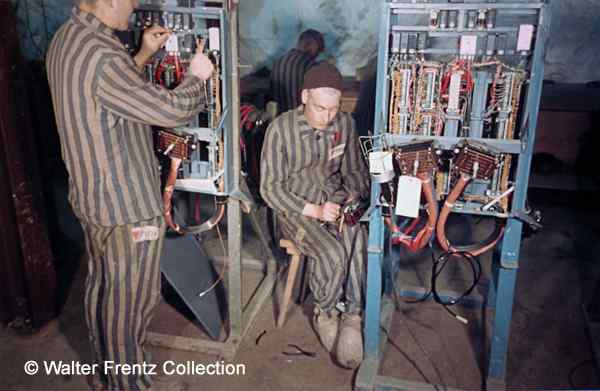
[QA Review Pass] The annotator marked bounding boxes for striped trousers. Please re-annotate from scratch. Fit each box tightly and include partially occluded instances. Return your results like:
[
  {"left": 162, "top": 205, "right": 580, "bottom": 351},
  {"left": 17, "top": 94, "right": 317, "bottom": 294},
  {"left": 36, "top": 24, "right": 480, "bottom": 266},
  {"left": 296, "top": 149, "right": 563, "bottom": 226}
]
[
  {"left": 82, "top": 216, "right": 165, "bottom": 391},
  {"left": 279, "top": 214, "right": 367, "bottom": 314}
]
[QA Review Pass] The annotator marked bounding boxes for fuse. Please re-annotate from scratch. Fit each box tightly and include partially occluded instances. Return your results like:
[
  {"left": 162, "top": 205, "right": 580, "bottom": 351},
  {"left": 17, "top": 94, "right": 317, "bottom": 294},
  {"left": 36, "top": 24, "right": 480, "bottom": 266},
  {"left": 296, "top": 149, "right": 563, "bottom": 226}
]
[
  {"left": 439, "top": 10, "right": 448, "bottom": 29},
  {"left": 151, "top": 11, "right": 160, "bottom": 26},
  {"left": 183, "top": 34, "right": 195, "bottom": 53},
  {"left": 143, "top": 11, "right": 152, "bottom": 27},
  {"left": 487, "top": 9, "right": 496, "bottom": 29},
  {"left": 167, "top": 12, "right": 175, "bottom": 29},
  {"left": 135, "top": 11, "right": 143, "bottom": 28},
  {"left": 429, "top": 10, "right": 439, "bottom": 28},
  {"left": 467, "top": 11, "right": 477, "bottom": 29},
  {"left": 417, "top": 33, "right": 428, "bottom": 52},
  {"left": 183, "top": 14, "right": 190, "bottom": 31},
  {"left": 391, "top": 32, "right": 401, "bottom": 54},
  {"left": 174, "top": 13, "right": 183, "bottom": 31},
  {"left": 477, "top": 10, "right": 487, "bottom": 30},
  {"left": 448, "top": 11, "right": 458, "bottom": 29}
]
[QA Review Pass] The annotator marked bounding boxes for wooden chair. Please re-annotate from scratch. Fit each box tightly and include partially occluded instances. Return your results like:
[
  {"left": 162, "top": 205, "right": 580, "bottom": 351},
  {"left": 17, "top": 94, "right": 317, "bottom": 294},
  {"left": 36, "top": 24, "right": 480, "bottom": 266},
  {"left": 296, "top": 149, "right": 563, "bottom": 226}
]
[{"left": 277, "top": 239, "right": 310, "bottom": 328}]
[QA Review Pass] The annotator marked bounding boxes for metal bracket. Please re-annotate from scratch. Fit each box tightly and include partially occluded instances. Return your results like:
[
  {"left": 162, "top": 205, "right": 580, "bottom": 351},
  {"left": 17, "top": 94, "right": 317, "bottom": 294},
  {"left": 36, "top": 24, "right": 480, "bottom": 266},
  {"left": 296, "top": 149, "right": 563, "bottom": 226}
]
[
  {"left": 511, "top": 208, "right": 542, "bottom": 231},
  {"left": 228, "top": 187, "right": 254, "bottom": 213}
]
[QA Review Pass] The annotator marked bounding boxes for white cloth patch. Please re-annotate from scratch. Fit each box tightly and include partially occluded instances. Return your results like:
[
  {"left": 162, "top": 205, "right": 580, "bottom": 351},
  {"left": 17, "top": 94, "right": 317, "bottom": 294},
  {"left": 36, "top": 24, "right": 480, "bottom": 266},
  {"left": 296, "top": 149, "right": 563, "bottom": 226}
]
[
  {"left": 328, "top": 143, "right": 346, "bottom": 161},
  {"left": 131, "top": 226, "right": 160, "bottom": 243},
  {"left": 165, "top": 34, "right": 179, "bottom": 52},
  {"left": 395, "top": 176, "right": 422, "bottom": 218}
]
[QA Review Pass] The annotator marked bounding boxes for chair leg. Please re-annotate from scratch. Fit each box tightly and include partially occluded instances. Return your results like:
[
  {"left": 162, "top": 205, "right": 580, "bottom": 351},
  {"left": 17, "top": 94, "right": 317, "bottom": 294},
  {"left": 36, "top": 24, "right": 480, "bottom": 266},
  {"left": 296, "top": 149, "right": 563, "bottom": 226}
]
[
  {"left": 299, "top": 257, "right": 310, "bottom": 304},
  {"left": 277, "top": 253, "right": 302, "bottom": 328}
]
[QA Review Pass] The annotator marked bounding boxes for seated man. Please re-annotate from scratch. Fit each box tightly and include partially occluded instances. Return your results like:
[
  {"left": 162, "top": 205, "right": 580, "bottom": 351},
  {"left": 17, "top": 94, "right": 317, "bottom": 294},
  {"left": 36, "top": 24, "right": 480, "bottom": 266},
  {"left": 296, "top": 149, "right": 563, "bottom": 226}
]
[
  {"left": 270, "top": 29, "right": 325, "bottom": 114},
  {"left": 260, "top": 62, "right": 370, "bottom": 368}
]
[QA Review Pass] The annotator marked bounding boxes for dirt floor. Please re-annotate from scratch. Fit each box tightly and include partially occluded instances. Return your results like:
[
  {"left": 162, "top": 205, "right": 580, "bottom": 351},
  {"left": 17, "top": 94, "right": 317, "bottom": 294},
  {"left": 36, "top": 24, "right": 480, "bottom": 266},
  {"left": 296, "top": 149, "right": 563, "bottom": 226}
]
[{"left": 1, "top": 189, "right": 599, "bottom": 391}]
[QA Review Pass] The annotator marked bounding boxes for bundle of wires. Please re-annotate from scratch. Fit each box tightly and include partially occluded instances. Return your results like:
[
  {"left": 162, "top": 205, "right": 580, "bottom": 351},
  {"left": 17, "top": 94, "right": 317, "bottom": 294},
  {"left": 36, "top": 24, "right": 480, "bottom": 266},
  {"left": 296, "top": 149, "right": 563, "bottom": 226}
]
[{"left": 404, "top": 249, "right": 482, "bottom": 324}]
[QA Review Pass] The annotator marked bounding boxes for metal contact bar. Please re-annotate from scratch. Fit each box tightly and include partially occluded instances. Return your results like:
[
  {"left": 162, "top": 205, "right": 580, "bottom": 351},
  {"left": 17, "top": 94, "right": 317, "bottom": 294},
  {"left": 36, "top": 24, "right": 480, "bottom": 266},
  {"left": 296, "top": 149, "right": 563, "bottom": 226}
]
[
  {"left": 385, "top": 135, "right": 522, "bottom": 154},
  {"left": 391, "top": 3, "right": 543, "bottom": 11},
  {"left": 391, "top": 26, "right": 519, "bottom": 33},
  {"left": 393, "top": 9, "right": 539, "bottom": 16},
  {"left": 136, "top": 4, "right": 222, "bottom": 16}
]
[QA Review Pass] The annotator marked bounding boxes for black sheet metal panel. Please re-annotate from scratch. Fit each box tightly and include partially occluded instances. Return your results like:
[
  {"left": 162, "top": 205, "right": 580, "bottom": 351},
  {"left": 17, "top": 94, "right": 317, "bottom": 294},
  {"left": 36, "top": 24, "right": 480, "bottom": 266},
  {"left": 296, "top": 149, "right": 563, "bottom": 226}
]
[
  {"left": 160, "top": 233, "right": 224, "bottom": 340},
  {"left": 0, "top": 3, "right": 56, "bottom": 328}
]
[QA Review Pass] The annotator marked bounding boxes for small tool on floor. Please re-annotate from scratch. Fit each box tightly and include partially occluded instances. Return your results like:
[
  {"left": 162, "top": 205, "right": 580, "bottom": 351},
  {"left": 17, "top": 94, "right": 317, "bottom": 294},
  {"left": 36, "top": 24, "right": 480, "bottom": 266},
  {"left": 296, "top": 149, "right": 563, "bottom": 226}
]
[{"left": 282, "top": 344, "right": 317, "bottom": 357}]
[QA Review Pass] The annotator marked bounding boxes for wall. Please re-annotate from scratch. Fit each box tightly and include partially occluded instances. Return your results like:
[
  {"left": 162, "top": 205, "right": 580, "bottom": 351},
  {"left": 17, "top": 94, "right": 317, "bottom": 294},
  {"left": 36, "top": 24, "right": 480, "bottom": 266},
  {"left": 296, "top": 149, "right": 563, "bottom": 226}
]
[{"left": 12, "top": 0, "right": 600, "bottom": 82}]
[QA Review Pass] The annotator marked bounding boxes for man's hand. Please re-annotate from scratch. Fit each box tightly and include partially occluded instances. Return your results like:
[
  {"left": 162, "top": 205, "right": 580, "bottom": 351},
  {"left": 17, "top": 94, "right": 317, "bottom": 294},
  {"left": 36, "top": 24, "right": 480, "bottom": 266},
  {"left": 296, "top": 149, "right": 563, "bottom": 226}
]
[
  {"left": 134, "top": 26, "right": 171, "bottom": 69},
  {"left": 320, "top": 202, "right": 341, "bottom": 222},
  {"left": 188, "top": 39, "right": 214, "bottom": 81},
  {"left": 303, "top": 202, "right": 341, "bottom": 222}
]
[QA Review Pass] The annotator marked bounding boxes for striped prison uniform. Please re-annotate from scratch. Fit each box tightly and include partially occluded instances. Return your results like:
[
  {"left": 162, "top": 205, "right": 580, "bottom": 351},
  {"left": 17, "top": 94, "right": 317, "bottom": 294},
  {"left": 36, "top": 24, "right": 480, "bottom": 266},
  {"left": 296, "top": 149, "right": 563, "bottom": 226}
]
[
  {"left": 46, "top": 7, "right": 206, "bottom": 391},
  {"left": 260, "top": 106, "right": 370, "bottom": 314},
  {"left": 270, "top": 49, "right": 315, "bottom": 114}
]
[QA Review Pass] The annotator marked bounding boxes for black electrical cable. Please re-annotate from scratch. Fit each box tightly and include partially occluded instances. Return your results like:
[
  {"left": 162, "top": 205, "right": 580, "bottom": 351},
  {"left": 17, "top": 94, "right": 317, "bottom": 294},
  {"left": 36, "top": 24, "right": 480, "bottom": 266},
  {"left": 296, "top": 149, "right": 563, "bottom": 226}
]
[
  {"left": 568, "top": 359, "right": 595, "bottom": 389},
  {"left": 404, "top": 249, "right": 482, "bottom": 324}
]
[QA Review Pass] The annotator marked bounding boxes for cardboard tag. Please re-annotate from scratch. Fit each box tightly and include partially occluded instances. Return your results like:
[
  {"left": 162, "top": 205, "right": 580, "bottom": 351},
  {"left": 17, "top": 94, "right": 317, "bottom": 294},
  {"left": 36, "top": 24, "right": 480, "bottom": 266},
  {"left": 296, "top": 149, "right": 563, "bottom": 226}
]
[
  {"left": 131, "top": 226, "right": 160, "bottom": 243},
  {"left": 329, "top": 143, "right": 346, "bottom": 160},
  {"left": 165, "top": 34, "right": 179, "bottom": 53},
  {"left": 368, "top": 151, "right": 394, "bottom": 174},
  {"left": 395, "top": 176, "right": 421, "bottom": 218}
]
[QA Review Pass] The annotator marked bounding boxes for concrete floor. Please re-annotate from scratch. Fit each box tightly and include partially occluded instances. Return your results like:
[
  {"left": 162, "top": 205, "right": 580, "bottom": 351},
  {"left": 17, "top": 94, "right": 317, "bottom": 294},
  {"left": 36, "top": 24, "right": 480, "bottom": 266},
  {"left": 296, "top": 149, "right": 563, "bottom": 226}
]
[{"left": 1, "top": 189, "right": 599, "bottom": 391}]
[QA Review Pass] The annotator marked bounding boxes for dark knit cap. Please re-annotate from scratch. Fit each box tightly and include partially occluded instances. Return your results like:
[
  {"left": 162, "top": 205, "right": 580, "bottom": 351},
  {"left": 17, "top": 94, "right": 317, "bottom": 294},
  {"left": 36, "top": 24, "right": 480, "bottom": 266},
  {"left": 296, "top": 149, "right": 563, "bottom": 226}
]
[{"left": 302, "top": 62, "right": 344, "bottom": 92}]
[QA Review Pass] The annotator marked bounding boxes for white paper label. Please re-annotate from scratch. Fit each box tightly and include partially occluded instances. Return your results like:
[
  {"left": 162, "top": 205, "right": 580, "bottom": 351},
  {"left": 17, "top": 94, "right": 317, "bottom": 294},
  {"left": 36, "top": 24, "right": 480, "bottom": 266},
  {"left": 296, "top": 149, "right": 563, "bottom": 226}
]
[
  {"left": 448, "top": 71, "right": 463, "bottom": 112},
  {"left": 460, "top": 35, "right": 477, "bottom": 56},
  {"left": 517, "top": 24, "right": 534, "bottom": 52},
  {"left": 131, "top": 226, "right": 160, "bottom": 243},
  {"left": 208, "top": 27, "right": 220, "bottom": 51},
  {"left": 368, "top": 151, "right": 394, "bottom": 174},
  {"left": 165, "top": 34, "right": 179, "bottom": 53},
  {"left": 395, "top": 176, "right": 422, "bottom": 218}
]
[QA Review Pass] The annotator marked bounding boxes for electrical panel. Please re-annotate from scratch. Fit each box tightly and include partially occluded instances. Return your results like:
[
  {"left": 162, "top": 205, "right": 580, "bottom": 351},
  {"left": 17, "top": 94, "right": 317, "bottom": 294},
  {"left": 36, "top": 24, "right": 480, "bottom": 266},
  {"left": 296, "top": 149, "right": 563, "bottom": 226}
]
[
  {"left": 364, "top": 0, "right": 548, "bottom": 254},
  {"left": 118, "top": 0, "right": 233, "bottom": 197}
]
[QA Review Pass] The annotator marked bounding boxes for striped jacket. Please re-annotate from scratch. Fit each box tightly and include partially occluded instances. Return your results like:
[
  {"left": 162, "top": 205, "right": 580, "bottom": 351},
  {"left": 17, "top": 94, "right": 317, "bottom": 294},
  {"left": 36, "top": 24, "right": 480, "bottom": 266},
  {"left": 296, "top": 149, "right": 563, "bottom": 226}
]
[
  {"left": 46, "top": 7, "right": 205, "bottom": 226},
  {"left": 260, "top": 106, "right": 369, "bottom": 216},
  {"left": 270, "top": 49, "right": 314, "bottom": 114}
]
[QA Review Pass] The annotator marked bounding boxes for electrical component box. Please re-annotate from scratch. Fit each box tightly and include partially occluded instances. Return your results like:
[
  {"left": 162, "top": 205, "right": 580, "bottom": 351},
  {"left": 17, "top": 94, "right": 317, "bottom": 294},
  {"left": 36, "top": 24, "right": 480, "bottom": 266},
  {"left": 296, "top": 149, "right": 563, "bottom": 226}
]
[
  {"left": 117, "top": 0, "right": 234, "bottom": 196},
  {"left": 376, "top": 0, "right": 548, "bottom": 215}
]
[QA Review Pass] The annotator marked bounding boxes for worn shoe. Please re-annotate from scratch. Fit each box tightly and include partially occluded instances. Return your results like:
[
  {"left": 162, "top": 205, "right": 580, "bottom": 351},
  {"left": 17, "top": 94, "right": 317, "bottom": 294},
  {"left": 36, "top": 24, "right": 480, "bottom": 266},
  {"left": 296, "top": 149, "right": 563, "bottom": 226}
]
[
  {"left": 152, "top": 378, "right": 188, "bottom": 391},
  {"left": 336, "top": 313, "right": 363, "bottom": 369},
  {"left": 312, "top": 306, "right": 340, "bottom": 352}
]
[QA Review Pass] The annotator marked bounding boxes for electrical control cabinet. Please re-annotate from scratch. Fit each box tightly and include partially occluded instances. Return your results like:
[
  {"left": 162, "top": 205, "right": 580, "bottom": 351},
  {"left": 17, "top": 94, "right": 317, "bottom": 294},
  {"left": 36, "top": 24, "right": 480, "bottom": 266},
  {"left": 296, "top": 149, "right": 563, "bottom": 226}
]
[
  {"left": 118, "top": 0, "right": 233, "bottom": 196},
  {"left": 359, "top": 1, "right": 551, "bottom": 390}
]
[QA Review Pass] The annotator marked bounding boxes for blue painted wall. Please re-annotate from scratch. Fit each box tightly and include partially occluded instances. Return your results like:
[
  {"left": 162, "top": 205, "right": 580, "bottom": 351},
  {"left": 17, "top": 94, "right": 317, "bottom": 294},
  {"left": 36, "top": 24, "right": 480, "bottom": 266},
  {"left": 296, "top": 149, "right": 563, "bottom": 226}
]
[{"left": 12, "top": 0, "right": 600, "bottom": 83}]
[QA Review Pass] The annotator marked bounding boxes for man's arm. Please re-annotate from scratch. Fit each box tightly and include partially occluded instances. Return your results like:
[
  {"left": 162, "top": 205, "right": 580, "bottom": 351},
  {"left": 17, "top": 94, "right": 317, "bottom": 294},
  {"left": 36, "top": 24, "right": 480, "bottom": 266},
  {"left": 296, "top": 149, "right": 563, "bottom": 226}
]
[
  {"left": 260, "top": 120, "right": 308, "bottom": 216},
  {"left": 260, "top": 120, "right": 340, "bottom": 222},
  {"left": 95, "top": 53, "right": 206, "bottom": 128}
]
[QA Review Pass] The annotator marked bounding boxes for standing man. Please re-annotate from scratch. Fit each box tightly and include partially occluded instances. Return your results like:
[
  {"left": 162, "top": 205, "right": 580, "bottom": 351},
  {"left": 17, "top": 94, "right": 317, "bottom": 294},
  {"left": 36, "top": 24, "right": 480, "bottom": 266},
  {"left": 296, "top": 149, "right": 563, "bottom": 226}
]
[
  {"left": 261, "top": 62, "right": 370, "bottom": 369},
  {"left": 46, "top": 1, "right": 213, "bottom": 390},
  {"left": 270, "top": 29, "right": 325, "bottom": 114}
]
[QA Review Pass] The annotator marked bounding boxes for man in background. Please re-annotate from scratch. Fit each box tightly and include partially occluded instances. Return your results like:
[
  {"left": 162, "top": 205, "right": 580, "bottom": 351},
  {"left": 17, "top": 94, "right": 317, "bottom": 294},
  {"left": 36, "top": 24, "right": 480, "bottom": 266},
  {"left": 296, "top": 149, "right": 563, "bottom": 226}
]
[{"left": 270, "top": 29, "right": 325, "bottom": 114}]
